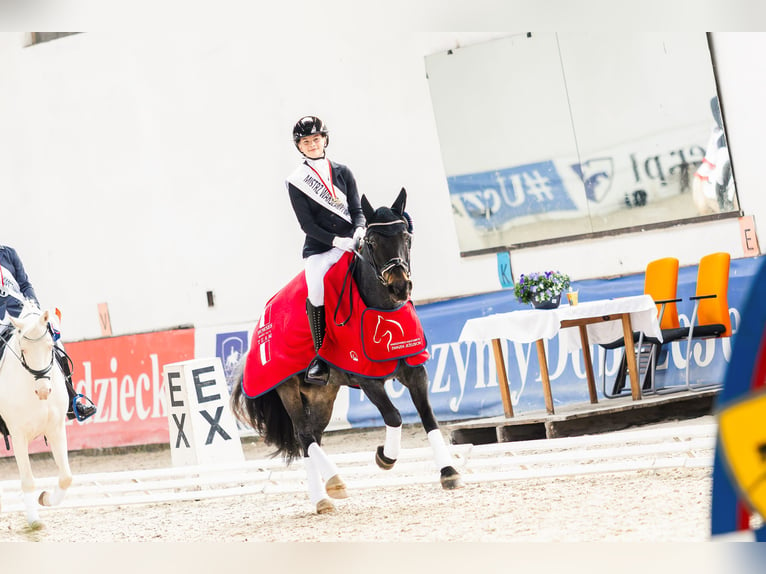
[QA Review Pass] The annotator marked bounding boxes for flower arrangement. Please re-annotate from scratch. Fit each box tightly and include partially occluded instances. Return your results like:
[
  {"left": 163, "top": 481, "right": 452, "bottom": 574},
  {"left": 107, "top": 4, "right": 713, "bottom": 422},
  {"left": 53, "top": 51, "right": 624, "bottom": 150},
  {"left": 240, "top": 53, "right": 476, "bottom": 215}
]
[{"left": 513, "top": 270, "right": 571, "bottom": 305}]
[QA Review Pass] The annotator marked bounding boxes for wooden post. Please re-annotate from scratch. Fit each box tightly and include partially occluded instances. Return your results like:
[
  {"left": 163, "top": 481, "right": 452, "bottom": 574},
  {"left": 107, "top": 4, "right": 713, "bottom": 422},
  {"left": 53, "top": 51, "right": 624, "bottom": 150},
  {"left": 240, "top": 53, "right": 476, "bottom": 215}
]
[
  {"left": 536, "top": 339, "right": 555, "bottom": 414},
  {"left": 621, "top": 314, "right": 643, "bottom": 401},
  {"left": 491, "top": 338, "right": 514, "bottom": 418},
  {"left": 578, "top": 325, "right": 599, "bottom": 404}
]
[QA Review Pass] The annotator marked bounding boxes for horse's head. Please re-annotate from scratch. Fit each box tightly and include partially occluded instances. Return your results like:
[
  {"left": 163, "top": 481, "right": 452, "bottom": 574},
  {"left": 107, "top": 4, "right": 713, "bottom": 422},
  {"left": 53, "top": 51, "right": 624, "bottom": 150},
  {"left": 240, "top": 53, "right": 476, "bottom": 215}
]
[
  {"left": 360, "top": 188, "right": 413, "bottom": 304},
  {"left": 9, "top": 309, "right": 55, "bottom": 400}
]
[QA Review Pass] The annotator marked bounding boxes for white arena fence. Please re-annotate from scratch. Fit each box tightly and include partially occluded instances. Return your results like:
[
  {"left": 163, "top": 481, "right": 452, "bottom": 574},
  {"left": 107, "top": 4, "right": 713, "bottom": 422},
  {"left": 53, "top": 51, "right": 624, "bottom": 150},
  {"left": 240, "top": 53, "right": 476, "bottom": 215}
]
[{"left": 0, "top": 422, "right": 716, "bottom": 515}]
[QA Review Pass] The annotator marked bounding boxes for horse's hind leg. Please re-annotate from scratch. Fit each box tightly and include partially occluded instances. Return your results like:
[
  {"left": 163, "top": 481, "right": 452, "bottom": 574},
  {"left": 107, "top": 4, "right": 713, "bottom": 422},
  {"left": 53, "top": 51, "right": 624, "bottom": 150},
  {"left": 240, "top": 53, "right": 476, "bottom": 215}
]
[
  {"left": 304, "top": 456, "right": 335, "bottom": 514},
  {"left": 300, "top": 385, "right": 347, "bottom": 501},
  {"left": 306, "top": 442, "right": 347, "bottom": 500},
  {"left": 39, "top": 424, "right": 72, "bottom": 508},
  {"left": 275, "top": 382, "right": 346, "bottom": 512}
]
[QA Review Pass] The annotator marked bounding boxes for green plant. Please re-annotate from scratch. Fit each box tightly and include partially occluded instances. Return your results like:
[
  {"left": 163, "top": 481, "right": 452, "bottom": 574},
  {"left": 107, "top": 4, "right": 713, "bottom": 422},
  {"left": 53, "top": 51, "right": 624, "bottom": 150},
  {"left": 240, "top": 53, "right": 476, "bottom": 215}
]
[{"left": 513, "top": 270, "right": 571, "bottom": 305}]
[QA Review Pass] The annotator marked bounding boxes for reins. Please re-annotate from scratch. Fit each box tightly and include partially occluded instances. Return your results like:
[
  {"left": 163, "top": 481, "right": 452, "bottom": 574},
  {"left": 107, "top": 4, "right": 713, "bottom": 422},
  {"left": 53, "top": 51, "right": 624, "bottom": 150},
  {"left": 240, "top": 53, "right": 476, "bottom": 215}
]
[{"left": 332, "top": 256, "right": 357, "bottom": 327}]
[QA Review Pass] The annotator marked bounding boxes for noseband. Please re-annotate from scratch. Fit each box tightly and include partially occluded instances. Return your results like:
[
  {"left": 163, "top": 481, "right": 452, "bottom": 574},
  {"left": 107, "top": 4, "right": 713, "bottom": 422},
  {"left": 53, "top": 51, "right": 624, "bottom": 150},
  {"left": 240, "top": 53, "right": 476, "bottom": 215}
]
[{"left": 21, "top": 347, "right": 55, "bottom": 381}]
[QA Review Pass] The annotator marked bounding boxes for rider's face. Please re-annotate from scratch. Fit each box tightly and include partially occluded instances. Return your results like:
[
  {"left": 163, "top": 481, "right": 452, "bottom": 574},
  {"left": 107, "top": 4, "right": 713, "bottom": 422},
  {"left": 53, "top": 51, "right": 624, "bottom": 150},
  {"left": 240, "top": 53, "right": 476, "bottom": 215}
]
[{"left": 298, "top": 134, "right": 326, "bottom": 159}]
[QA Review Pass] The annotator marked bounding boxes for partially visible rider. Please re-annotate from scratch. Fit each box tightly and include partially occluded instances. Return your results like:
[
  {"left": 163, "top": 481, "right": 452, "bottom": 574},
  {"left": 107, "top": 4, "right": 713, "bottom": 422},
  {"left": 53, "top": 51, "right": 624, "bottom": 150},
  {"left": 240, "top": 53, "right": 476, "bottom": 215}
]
[
  {"left": 0, "top": 244, "right": 97, "bottom": 421},
  {"left": 693, "top": 95, "right": 735, "bottom": 214},
  {"left": 286, "top": 116, "right": 366, "bottom": 384}
]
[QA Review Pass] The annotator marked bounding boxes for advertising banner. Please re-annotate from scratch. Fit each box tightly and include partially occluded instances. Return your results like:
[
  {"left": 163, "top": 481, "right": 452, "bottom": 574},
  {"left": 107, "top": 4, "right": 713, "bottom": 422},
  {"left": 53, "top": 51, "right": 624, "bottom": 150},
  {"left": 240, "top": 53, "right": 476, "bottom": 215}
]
[
  {"left": 345, "top": 256, "right": 760, "bottom": 428},
  {"left": 0, "top": 328, "right": 196, "bottom": 457}
]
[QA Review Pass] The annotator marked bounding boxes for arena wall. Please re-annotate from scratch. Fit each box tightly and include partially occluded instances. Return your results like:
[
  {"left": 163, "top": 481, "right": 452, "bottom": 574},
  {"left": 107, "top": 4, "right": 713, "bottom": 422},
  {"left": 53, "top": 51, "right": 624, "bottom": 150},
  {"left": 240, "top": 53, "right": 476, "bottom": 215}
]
[{"left": 0, "top": 32, "right": 762, "bottom": 341}]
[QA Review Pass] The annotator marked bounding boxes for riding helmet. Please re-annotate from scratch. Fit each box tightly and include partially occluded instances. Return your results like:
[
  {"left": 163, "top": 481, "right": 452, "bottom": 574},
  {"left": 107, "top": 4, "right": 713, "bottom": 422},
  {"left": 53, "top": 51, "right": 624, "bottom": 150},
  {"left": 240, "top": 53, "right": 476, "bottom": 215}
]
[{"left": 292, "top": 116, "right": 329, "bottom": 149}]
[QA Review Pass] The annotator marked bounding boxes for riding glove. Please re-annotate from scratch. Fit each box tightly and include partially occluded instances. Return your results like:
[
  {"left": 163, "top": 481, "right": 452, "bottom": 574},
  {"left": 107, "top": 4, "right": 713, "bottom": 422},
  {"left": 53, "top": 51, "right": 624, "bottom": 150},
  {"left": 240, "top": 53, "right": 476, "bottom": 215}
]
[{"left": 332, "top": 236, "right": 357, "bottom": 252}]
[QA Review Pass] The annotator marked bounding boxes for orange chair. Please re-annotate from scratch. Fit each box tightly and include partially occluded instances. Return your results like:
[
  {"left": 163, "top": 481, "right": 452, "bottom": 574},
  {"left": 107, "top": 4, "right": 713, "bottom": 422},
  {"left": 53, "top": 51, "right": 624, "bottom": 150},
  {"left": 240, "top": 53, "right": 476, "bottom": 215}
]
[
  {"left": 602, "top": 257, "right": 685, "bottom": 397},
  {"left": 683, "top": 252, "right": 732, "bottom": 390},
  {"left": 642, "top": 257, "right": 691, "bottom": 395}
]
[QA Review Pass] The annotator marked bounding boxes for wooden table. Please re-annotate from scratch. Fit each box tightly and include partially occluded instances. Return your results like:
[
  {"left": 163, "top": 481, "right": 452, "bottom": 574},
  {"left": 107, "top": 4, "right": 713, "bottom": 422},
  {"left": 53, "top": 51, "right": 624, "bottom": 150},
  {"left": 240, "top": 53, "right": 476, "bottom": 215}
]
[{"left": 458, "top": 295, "right": 663, "bottom": 417}]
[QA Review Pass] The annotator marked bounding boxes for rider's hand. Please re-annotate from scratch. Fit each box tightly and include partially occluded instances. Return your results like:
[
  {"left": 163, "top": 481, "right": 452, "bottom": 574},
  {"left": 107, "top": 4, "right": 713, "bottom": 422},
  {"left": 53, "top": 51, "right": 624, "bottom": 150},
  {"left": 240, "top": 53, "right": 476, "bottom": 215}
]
[
  {"left": 332, "top": 235, "right": 357, "bottom": 252},
  {"left": 352, "top": 226, "right": 365, "bottom": 248}
]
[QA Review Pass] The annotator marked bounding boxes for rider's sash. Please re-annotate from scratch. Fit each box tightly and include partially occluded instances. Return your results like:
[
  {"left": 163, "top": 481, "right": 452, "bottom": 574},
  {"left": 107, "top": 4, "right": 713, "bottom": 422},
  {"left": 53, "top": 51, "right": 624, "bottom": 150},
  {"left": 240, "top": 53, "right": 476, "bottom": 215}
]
[
  {"left": 0, "top": 265, "right": 22, "bottom": 301},
  {"left": 286, "top": 162, "right": 352, "bottom": 223}
]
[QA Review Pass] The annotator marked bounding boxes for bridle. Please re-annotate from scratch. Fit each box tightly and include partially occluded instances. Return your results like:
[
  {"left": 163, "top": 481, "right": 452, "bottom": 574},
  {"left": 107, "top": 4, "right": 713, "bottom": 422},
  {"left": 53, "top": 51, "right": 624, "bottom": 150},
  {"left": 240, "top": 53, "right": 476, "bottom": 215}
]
[
  {"left": 1, "top": 314, "right": 55, "bottom": 382},
  {"left": 354, "top": 220, "right": 412, "bottom": 286},
  {"left": 332, "top": 220, "right": 412, "bottom": 328}
]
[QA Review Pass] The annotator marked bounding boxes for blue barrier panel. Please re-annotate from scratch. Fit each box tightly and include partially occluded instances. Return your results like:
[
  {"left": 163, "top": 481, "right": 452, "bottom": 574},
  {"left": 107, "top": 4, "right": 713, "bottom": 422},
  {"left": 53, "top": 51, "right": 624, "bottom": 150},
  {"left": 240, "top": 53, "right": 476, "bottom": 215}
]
[{"left": 345, "top": 255, "right": 762, "bottom": 428}]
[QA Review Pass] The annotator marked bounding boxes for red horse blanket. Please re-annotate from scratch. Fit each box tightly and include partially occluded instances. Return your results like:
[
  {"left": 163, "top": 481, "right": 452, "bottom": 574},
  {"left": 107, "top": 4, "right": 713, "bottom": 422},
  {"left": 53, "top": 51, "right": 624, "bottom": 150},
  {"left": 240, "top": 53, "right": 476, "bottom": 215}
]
[{"left": 242, "top": 252, "right": 429, "bottom": 398}]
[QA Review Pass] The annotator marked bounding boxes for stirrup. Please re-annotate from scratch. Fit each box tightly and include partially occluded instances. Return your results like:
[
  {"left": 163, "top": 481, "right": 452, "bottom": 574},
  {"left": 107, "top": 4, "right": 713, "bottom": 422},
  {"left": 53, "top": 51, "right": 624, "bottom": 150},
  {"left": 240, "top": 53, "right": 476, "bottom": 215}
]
[{"left": 72, "top": 394, "right": 97, "bottom": 422}]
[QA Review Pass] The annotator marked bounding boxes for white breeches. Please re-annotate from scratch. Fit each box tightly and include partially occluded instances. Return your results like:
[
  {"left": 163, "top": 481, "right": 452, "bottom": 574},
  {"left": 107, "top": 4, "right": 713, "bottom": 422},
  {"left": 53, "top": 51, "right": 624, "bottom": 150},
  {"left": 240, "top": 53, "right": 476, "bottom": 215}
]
[{"left": 305, "top": 248, "right": 345, "bottom": 307}]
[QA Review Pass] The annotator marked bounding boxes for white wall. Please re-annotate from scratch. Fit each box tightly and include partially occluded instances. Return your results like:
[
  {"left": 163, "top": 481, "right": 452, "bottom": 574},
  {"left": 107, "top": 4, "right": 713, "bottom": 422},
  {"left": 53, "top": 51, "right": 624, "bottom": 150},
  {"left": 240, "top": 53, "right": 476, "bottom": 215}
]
[{"left": 0, "top": 32, "right": 761, "bottom": 341}]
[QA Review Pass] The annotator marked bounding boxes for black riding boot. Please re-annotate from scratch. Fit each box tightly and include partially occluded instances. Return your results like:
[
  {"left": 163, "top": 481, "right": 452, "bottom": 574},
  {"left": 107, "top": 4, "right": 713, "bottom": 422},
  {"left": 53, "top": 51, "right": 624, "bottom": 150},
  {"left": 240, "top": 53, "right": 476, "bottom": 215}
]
[
  {"left": 305, "top": 300, "right": 330, "bottom": 385},
  {"left": 54, "top": 346, "right": 97, "bottom": 421}
]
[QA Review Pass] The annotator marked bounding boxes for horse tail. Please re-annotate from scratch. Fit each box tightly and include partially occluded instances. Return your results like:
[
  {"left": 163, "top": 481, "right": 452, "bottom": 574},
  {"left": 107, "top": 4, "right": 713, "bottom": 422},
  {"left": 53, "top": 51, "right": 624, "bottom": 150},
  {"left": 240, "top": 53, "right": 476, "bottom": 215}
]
[{"left": 229, "top": 354, "right": 302, "bottom": 463}]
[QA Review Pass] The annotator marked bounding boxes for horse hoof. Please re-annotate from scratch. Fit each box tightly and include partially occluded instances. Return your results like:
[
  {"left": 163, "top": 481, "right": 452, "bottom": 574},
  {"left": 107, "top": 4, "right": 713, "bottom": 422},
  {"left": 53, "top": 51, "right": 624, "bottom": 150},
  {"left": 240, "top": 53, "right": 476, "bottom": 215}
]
[
  {"left": 316, "top": 498, "right": 335, "bottom": 514},
  {"left": 375, "top": 445, "right": 396, "bottom": 471},
  {"left": 440, "top": 466, "right": 463, "bottom": 490},
  {"left": 325, "top": 474, "right": 348, "bottom": 499}
]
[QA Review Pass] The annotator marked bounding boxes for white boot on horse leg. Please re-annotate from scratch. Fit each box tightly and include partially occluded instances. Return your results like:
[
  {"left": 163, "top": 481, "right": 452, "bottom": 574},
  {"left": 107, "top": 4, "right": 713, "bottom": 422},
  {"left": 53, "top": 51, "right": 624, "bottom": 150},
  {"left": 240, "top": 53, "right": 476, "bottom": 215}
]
[
  {"left": 376, "top": 424, "right": 401, "bottom": 470},
  {"left": 428, "top": 429, "right": 463, "bottom": 490},
  {"left": 307, "top": 442, "right": 347, "bottom": 499},
  {"left": 12, "top": 436, "right": 44, "bottom": 528},
  {"left": 39, "top": 484, "right": 68, "bottom": 507},
  {"left": 22, "top": 491, "right": 42, "bottom": 529},
  {"left": 304, "top": 457, "right": 335, "bottom": 514}
]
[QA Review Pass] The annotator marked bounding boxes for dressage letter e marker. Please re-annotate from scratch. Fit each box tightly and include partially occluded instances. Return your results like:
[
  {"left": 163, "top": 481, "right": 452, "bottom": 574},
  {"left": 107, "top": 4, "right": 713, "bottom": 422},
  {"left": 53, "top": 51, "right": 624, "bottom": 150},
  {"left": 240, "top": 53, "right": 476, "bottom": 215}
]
[{"left": 162, "top": 358, "right": 244, "bottom": 466}]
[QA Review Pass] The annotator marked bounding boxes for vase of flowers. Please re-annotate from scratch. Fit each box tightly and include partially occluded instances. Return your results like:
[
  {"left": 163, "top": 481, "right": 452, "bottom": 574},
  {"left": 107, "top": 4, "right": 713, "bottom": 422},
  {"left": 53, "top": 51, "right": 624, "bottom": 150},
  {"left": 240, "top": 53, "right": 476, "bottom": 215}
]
[{"left": 513, "top": 270, "right": 571, "bottom": 309}]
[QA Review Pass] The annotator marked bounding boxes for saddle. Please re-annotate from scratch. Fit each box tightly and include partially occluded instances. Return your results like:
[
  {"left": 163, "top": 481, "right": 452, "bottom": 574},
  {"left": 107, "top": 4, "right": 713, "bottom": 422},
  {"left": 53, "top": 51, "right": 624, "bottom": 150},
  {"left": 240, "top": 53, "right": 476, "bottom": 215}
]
[{"left": 242, "top": 252, "right": 429, "bottom": 398}]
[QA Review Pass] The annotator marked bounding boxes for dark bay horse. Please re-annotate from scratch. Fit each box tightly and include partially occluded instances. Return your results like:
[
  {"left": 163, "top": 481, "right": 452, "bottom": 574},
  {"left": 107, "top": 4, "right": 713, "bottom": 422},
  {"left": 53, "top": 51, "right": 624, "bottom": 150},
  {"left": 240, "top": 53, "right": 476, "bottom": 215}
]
[{"left": 231, "top": 188, "right": 462, "bottom": 513}]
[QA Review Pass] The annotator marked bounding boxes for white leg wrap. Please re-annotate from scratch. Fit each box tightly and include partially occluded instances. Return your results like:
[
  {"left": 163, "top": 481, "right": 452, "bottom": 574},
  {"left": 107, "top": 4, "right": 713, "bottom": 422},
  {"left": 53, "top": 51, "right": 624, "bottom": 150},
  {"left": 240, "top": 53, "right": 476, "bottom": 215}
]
[
  {"left": 303, "top": 457, "right": 326, "bottom": 505},
  {"left": 23, "top": 491, "right": 39, "bottom": 524},
  {"left": 427, "top": 429, "right": 453, "bottom": 470},
  {"left": 49, "top": 485, "right": 66, "bottom": 506},
  {"left": 308, "top": 442, "right": 339, "bottom": 481},
  {"left": 383, "top": 424, "right": 402, "bottom": 460}
]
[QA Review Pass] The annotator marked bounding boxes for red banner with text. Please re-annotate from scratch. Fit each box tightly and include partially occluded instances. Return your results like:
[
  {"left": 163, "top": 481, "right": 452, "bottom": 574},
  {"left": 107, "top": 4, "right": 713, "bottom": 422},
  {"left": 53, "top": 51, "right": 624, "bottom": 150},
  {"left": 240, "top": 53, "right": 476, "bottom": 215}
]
[{"left": 0, "top": 328, "right": 195, "bottom": 457}]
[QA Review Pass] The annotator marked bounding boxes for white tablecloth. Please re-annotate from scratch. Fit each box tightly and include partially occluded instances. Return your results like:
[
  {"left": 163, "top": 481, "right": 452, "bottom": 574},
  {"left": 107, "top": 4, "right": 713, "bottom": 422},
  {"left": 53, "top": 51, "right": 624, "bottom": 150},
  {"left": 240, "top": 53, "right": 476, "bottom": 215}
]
[{"left": 458, "top": 294, "right": 663, "bottom": 353}]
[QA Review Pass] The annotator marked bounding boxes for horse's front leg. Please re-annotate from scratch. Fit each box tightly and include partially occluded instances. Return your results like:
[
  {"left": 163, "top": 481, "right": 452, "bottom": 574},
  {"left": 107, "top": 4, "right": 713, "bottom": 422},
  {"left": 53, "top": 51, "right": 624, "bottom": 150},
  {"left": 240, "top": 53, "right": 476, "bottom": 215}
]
[
  {"left": 38, "top": 423, "right": 72, "bottom": 508},
  {"left": 399, "top": 365, "right": 463, "bottom": 490},
  {"left": 356, "top": 379, "right": 403, "bottom": 471},
  {"left": 9, "top": 432, "right": 43, "bottom": 528}
]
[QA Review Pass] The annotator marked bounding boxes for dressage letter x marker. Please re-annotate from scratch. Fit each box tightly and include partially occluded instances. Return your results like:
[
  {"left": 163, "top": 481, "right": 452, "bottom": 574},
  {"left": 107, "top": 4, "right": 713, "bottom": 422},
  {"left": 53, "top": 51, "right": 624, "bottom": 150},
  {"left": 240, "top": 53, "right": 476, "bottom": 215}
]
[
  {"left": 172, "top": 413, "right": 190, "bottom": 448},
  {"left": 200, "top": 406, "right": 231, "bottom": 445}
]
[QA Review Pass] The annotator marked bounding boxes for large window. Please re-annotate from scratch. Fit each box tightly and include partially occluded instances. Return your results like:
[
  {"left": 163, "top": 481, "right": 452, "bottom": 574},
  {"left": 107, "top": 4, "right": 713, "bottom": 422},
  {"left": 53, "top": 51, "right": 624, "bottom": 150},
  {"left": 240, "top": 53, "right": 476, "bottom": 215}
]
[{"left": 426, "top": 33, "right": 740, "bottom": 256}]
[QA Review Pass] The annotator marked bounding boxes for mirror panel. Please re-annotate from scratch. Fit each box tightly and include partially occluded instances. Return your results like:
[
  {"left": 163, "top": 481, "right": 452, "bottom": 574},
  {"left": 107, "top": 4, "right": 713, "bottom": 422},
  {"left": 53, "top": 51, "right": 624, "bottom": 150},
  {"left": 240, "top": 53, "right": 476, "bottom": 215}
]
[{"left": 426, "top": 32, "right": 739, "bottom": 254}]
